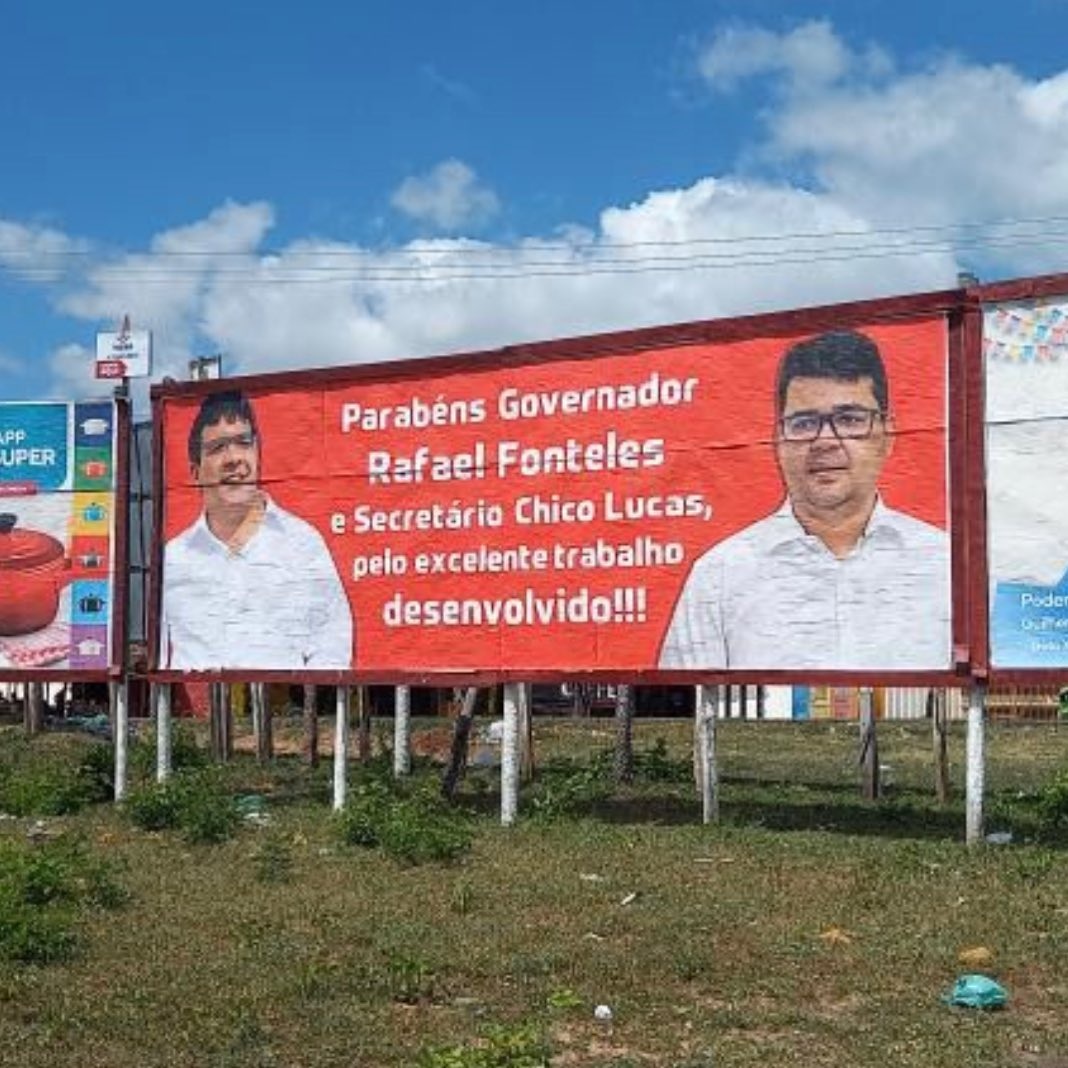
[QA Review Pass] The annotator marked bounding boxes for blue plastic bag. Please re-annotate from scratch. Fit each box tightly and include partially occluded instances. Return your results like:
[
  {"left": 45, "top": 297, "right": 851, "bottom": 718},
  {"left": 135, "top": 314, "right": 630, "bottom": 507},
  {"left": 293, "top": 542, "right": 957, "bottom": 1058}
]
[{"left": 944, "top": 974, "right": 1008, "bottom": 1010}]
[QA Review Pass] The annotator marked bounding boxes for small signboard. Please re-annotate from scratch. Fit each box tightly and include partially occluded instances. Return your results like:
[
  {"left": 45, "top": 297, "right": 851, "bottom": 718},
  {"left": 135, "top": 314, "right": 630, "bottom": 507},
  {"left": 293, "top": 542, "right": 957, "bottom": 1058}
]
[{"left": 96, "top": 321, "right": 151, "bottom": 379}]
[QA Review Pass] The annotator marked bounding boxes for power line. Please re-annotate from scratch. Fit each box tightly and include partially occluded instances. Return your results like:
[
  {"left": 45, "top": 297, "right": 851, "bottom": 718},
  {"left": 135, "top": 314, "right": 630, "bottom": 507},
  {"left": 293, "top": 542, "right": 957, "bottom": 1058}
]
[
  {"left": 5, "top": 229, "right": 1065, "bottom": 286},
  {"left": 2, "top": 213, "right": 1067, "bottom": 285},
  {"left": 3, "top": 211, "right": 1068, "bottom": 261}
]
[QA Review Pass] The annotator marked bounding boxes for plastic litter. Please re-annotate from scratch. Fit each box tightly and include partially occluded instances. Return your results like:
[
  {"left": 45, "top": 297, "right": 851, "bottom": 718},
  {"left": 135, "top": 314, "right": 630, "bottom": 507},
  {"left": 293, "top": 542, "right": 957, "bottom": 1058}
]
[
  {"left": 944, "top": 974, "right": 1008, "bottom": 1010},
  {"left": 593, "top": 1004, "right": 613, "bottom": 1022},
  {"left": 985, "top": 830, "right": 1014, "bottom": 845},
  {"left": 235, "top": 795, "right": 269, "bottom": 825}
]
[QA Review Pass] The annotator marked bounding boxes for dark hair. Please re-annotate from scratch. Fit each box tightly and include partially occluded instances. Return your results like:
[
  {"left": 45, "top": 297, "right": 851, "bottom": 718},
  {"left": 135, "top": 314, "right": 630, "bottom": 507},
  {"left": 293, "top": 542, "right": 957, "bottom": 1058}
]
[
  {"left": 187, "top": 390, "right": 259, "bottom": 465},
  {"left": 775, "top": 330, "right": 888, "bottom": 414}
]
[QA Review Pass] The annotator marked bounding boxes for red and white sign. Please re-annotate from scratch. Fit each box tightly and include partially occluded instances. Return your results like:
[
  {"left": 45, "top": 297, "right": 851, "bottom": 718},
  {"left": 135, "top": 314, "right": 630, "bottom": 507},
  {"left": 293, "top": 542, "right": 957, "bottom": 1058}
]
[
  {"left": 156, "top": 315, "right": 950, "bottom": 677},
  {"left": 96, "top": 327, "right": 151, "bottom": 379}
]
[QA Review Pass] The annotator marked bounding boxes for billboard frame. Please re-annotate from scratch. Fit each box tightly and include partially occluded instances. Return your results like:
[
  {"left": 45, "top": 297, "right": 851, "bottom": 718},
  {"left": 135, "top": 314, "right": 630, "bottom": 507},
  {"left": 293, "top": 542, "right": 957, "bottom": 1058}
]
[{"left": 148, "top": 287, "right": 971, "bottom": 687}]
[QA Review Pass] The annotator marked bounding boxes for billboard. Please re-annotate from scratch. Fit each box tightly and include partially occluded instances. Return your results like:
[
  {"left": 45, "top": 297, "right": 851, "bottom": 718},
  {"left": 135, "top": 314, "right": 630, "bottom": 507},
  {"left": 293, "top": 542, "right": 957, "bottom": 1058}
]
[
  {"left": 155, "top": 312, "right": 951, "bottom": 676},
  {"left": 0, "top": 401, "right": 120, "bottom": 675},
  {"left": 985, "top": 295, "right": 1068, "bottom": 668}
]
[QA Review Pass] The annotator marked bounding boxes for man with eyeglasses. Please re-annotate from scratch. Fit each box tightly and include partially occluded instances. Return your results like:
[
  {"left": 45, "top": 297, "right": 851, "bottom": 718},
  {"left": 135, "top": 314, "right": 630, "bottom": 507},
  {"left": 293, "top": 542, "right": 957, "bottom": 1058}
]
[
  {"left": 658, "top": 329, "right": 949, "bottom": 669},
  {"left": 160, "top": 390, "right": 353, "bottom": 670}
]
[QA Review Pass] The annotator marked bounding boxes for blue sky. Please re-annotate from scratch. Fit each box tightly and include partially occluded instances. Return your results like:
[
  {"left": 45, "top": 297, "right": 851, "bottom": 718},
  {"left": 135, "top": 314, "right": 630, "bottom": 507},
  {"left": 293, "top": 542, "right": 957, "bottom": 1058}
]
[{"left": 4, "top": 0, "right": 1068, "bottom": 408}]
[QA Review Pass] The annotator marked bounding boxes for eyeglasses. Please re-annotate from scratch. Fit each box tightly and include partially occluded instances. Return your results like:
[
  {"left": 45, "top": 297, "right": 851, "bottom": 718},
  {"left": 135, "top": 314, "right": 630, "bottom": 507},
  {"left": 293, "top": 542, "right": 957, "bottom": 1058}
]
[
  {"left": 779, "top": 406, "right": 884, "bottom": 442},
  {"left": 201, "top": 431, "right": 256, "bottom": 458}
]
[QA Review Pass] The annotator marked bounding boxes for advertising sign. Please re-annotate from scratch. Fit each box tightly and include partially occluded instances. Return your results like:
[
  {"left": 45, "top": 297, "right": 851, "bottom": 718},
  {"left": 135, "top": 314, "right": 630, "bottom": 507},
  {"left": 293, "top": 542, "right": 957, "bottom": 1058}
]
[
  {"left": 156, "top": 316, "right": 950, "bottom": 675},
  {"left": 985, "top": 295, "right": 1068, "bottom": 667},
  {"left": 96, "top": 328, "right": 152, "bottom": 379},
  {"left": 0, "top": 401, "right": 119, "bottom": 673}
]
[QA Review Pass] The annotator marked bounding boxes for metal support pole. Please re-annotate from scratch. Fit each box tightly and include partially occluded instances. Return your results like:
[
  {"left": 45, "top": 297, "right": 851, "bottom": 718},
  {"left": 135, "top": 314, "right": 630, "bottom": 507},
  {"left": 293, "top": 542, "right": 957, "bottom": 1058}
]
[
  {"left": 966, "top": 682, "right": 986, "bottom": 845},
  {"left": 111, "top": 680, "right": 128, "bottom": 802},
  {"left": 501, "top": 682, "right": 521, "bottom": 826},
  {"left": 333, "top": 686, "right": 350, "bottom": 812},
  {"left": 155, "top": 682, "right": 172, "bottom": 782},
  {"left": 394, "top": 685, "right": 411, "bottom": 777}
]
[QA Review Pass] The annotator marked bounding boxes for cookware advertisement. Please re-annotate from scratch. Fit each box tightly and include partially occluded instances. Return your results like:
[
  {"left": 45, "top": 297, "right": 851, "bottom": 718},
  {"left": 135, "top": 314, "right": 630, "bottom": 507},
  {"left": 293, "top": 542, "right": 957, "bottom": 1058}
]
[{"left": 0, "top": 400, "right": 117, "bottom": 672}]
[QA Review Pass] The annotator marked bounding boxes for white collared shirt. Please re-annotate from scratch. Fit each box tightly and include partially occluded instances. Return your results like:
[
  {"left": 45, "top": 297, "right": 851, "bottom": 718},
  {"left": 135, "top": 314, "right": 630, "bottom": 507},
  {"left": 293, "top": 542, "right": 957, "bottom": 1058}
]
[
  {"left": 161, "top": 498, "right": 353, "bottom": 670},
  {"left": 659, "top": 498, "right": 950, "bottom": 670}
]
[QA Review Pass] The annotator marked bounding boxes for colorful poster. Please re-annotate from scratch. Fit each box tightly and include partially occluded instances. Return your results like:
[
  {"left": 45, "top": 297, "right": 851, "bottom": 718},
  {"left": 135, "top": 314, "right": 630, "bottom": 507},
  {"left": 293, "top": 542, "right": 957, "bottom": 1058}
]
[
  {"left": 985, "top": 296, "right": 1068, "bottom": 667},
  {"left": 156, "top": 317, "right": 950, "bottom": 674},
  {"left": 0, "top": 401, "right": 118, "bottom": 673}
]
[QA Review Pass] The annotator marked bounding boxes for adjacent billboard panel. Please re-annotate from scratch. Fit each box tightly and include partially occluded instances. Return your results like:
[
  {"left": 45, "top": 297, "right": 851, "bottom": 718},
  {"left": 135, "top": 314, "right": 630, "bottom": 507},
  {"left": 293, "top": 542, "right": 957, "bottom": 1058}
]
[
  {"left": 985, "top": 295, "right": 1068, "bottom": 668},
  {"left": 156, "top": 315, "right": 950, "bottom": 675},
  {"left": 0, "top": 401, "right": 120, "bottom": 674}
]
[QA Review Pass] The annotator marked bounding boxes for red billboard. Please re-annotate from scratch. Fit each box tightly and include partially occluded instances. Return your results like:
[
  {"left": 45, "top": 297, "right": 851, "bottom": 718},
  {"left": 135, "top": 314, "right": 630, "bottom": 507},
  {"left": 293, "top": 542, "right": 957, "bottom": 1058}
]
[{"left": 154, "top": 305, "right": 951, "bottom": 679}]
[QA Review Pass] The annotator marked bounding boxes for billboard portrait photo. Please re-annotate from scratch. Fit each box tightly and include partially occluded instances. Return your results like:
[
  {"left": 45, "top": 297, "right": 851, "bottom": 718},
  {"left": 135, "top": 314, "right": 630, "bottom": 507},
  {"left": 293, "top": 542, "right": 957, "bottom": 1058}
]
[
  {"left": 0, "top": 400, "right": 120, "bottom": 675},
  {"left": 658, "top": 324, "right": 951, "bottom": 671},
  {"left": 155, "top": 309, "right": 950, "bottom": 677},
  {"left": 985, "top": 294, "right": 1068, "bottom": 668},
  {"left": 158, "top": 390, "right": 352, "bottom": 671}
]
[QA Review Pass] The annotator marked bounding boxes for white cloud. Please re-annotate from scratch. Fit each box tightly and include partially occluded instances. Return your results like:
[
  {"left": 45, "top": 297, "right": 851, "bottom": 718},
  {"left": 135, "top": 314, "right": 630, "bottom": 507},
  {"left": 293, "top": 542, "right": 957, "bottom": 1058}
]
[
  {"left": 193, "top": 177, "right": 953, "bottom": 378},
  {"left": 0, "top": 219, "right": 86, "bottom": 282},
  {"left": 391, "top": 160, "right": 500, "bottom": 230},
  {"left": 697, "top": 20, "right": 856, "bottom": 93},
  {"left": 696, "top": 23, "right": 1068, "bottom": 272},
  {"left": 46, "top": 342, "right": 113, "bottom": 402}
]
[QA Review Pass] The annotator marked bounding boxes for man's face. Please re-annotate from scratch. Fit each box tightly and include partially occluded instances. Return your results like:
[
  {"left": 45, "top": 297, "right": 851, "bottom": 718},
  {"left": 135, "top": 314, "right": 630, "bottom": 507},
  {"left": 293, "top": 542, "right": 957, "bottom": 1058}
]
[
  {"left": 775, "top": 375, "right": 891, "bottom": 517},
  {"left": 192, "top": 416, "right": 260, "bottom": 510}
]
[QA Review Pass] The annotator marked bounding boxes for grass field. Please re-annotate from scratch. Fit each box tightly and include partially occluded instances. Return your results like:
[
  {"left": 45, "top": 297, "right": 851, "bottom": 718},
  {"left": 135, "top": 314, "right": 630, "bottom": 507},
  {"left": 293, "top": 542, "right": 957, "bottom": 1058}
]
[{"left": 2, "top": 715, "right": 1068, "bottom": 1067}]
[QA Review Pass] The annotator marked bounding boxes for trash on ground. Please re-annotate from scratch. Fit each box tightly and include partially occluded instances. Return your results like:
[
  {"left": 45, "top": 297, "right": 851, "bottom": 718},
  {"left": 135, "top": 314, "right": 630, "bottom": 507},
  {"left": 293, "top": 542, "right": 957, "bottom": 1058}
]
[
  {"left": 236, "top": 795, "right": 269, "bottom": 825},
  {"left": 818, "top": 926, "right": 854, "bottom": 946},
  {"left": 944, "top": 974, "right": 1008, "bottom": 1010},
  {"left": 958, "top": 946, "right": 995, "bottom": 969},
  {"left": 593, "top": 1004, "right": 613, "bottom": 1022},
  {"left": 985, "top": 830, "right": 1014, "bottom": 845}
]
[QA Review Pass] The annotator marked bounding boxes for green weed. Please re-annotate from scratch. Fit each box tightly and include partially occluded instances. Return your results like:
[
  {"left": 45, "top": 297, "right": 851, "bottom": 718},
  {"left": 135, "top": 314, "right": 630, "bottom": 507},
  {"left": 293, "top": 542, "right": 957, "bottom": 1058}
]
[
  {"left": 0, "top": 835, "right": 127, "bottom": 964},
  {"left": 253, "top": 833, "right": 294, "bottom": 884},
  {"left": 0, "top": 735, "right": 112, "bottom": 816},
  {"left": 123, "top": 770, "right": 239, "bottom": 844},
  {"left": 418, "top": 1023, "right": 549, "bottom": 1068},
  {"left": 338, "top": 781, "right": 473, "bottom": 865}
]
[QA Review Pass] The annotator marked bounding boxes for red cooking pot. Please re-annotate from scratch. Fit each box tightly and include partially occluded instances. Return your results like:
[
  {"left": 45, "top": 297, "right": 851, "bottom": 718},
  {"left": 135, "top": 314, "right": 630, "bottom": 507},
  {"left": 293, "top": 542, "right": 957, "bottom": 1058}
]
[{"left": 0, "top": 513, "right": 74, "bottom": 636}]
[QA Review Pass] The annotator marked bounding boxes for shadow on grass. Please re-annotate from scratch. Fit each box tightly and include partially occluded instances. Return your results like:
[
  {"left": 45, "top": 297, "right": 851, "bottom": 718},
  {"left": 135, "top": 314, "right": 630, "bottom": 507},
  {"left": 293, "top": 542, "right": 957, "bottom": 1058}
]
[{"left": 473, "top": 777, "right": 1056, "bottom": 844}]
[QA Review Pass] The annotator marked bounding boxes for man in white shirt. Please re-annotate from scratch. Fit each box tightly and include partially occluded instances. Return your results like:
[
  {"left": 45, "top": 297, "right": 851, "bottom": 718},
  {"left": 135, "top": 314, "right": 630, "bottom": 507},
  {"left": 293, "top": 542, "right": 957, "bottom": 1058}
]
[
  {"left": 160, "top": 390, "right": 353, "bottom": 670},
  {"left": 659, "top": 330, "right": 950, "bottom": 670}
]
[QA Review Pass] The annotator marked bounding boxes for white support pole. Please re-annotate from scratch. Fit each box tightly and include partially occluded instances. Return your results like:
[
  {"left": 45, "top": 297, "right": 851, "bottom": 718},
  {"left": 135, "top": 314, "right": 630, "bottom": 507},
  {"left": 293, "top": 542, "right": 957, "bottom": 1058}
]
[
  {"left": 156, "top": 683, "right": 172, "bottom": 782},
  {"left": 333, "top": 686, "right": 350, "bottom": 812},
  {"left": 501, "top": 682, "right": 521, "bottom": 826},
  {"left": 111, "top": 680, "right": 128, "bottom": 802},
  {"left": 696, "top": 684, "right": 720, "bottom": 824},
  {"left": 966, "top": 682, "right": 986, "bottom": 845},
  {"left": 393, "top": 685, "right": 411, "bottom": 778}
]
